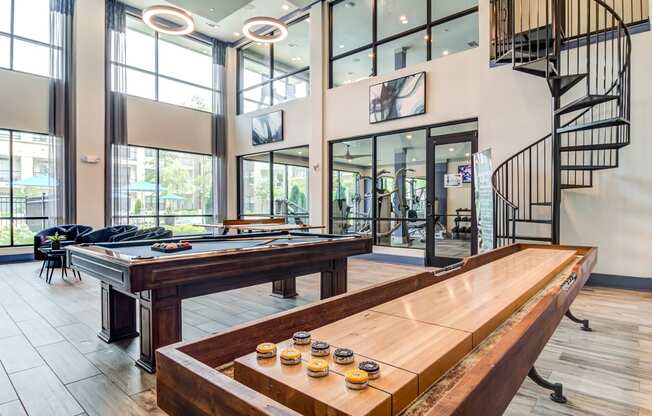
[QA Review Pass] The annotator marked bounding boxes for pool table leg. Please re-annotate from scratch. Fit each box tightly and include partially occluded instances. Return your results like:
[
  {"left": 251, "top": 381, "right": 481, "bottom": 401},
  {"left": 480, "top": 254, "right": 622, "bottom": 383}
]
[
  {"left": 272, "top": 277, "right": 298, "bottom": 298},
  {"left": 137, "top": 287, "right": 182, "bottom": 373},
  {"left": 99, "top": 282, "right": 139, "bottom": 343},
  {"left": 320, "top": 258, "right": 348, "bottom": 300}
]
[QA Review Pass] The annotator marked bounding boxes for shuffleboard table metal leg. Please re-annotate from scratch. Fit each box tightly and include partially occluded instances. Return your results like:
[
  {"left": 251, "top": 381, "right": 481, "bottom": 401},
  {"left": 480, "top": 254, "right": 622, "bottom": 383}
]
[
  {"left": 137, "top": 287, "right": 182, "bottom": 373},
  {"left": 320, "top": 258, "right": 347, "bottom": 300},
  {"left": 271, "top": 277, "right": 298, "bottom": 298},
  {"left": 99, "top": 282, "right": 139, "bottom": 343},
  {"left": 528, "top": 367, "right": 567, "bottom": 404},
  {"left": 565, "top": 309, "right": 592, "bottom": 331}
]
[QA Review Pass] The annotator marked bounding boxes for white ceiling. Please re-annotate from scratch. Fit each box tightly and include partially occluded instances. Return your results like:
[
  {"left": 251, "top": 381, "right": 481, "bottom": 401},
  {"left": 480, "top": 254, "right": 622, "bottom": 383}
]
[{"left": 123, "top": 0, "right": 314, "bottom": 42}]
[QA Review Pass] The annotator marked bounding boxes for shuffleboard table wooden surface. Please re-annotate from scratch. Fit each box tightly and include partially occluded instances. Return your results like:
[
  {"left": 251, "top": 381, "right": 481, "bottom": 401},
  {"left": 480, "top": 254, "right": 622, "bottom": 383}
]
[{"left": 156, "top": 244, "right": 597, "bottom": 416}]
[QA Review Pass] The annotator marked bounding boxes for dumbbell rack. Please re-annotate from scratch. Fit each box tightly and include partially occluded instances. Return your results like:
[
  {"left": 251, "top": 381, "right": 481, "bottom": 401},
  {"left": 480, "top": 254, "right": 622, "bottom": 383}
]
[{"left": 452, "top": 208, "right": 472, "bottom": 240}]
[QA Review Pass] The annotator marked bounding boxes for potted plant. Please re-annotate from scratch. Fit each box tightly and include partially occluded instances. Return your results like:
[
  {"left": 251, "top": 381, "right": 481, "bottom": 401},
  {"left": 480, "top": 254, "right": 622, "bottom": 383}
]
[{"left": 47, "top": 232, "right": 66, "bottom": 250}]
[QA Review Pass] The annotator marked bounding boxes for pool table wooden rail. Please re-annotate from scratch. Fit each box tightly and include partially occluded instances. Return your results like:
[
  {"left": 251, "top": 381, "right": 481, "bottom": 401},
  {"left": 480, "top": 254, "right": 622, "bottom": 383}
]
[
  {"left": 67, "top": 234, "right": 371, "bottom": 293},
  {"left": 156, "top": 244, "right": 597, "bottom": 416}
]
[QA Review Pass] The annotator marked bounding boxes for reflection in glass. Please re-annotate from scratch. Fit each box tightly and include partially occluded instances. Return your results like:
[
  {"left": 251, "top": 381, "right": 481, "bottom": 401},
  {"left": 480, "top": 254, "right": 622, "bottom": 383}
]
[
  {"left": 128, "top": 147, "right": 157, "bottom": 218},
  {"left": 376, "top": 31, "right": 428, "bottom": 76},
  {"left": 273, "top": 19, "right": 310, "bottom": 78},
  {"left": 433, "top": 141, "right": 473, "bottom": 259},
  {"left": 377, "top": 0, "right": 426, "bottom": 40},
  {"left": 272, "top": 147, "right": 309, "bottom": 224},
  {"left": 431, "top": 12, "right": 479, "bottom": 59},
  {"left": 241, "top": 153, "right": 271, "bottom": 216},
  {"left": 331, "top": 138, "right": 373, "bottom": 235},
  {"left": 375, "top": 131, "right": 426, "bottom": 248},
  {"left": 431, "top": 0, "right": 478, "bottom": 21},
  {"left": 240, "top": 84, "right": 271, "bottom": 113},
  {"left": 331, "top": 0, "right": 373, "bottom": 56},
  {"left": 273, "top": 72, "right": 310, "bottom": 105},
  {"left": 159, "top": 78, "right": 212, "bottom": 112},
  {"left": 240, "top": 42, "right": 271, "bottom": 90},
  {"left": 332, "top": 48, "right": 374, "bottom": 87},
  {"left": 13, "top": 39, "right": 50, "bottom": 77}
]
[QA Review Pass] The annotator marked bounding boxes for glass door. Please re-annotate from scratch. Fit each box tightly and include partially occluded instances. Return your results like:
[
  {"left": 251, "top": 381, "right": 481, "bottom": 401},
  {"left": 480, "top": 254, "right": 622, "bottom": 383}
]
[{"left": 426, "top": 129, "right": 478, "bottom": 267}]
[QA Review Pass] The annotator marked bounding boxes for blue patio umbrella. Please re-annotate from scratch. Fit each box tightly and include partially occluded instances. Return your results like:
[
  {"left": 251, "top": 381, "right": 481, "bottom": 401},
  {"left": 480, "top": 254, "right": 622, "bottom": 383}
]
[
  {"left": 13, "top": 175, "right": 53, "bottom": 187},
  {"left": 160, "top": 193, "right": 185, "bottom": 201},
  {"left": 128, "top": 181, "right": 166, "bottom": 192}
]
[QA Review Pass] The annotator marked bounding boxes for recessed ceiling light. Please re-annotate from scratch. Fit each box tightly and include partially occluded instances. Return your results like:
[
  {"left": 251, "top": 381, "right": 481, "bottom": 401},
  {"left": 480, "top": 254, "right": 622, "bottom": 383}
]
[
  {"left": 243, "top": 16, "right": 288, "bottom": 44},
  {"left": 298, "top": 151, "right": 303, "bottom": 155},
  {"left": 306, "top": 18, "right": 311, "bottom": 23},
  {"left": 465, "top": 153, "right": 471, "bottom": 157},
  {"left": 142, "top": 5, "right": 195, "bottom": 35},
  {"left": 348, "top": 159, "right": 353, "bottom": 163},
  {"left": 401, "top": 19, "right": 408, "bottom": 24},
  {"left": 339, "top": 44, "right": 345, "bottom": 49},
  {"left": 367, "top": 53, "right": 374, "bottom": 58},
  {"left": 406, "top": 134, "right": 412, "bottom": 139},
  {"left": 209, "top": 8, "right": 214, "bottom": 12},
  {"left": 400, "top": 15, "right": 407, "bottom": 20},
  {"left": 442, "top": 50, "right": 449, "bottom": 55},
  {"left": 449, "top": 148, "right": 455, "bottom": 152},
  {"left": 282, "top": 4, "right": 290, "bottom": 10},
  {"left": 411, "top": 158, "right": 417, "bottom": 162},
  {"left": 234, "top": 31, "right": 241, "bottom": 36}
]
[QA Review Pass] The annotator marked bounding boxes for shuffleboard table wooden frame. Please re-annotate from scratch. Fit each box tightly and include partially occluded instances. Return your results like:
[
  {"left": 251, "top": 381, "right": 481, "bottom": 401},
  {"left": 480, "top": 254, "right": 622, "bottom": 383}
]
[
  {"left": 155, "top": 243, "right": 598, "bottom": 416},
  {"left": 66, "top": 232, "right": 372, "bottom": 373}
]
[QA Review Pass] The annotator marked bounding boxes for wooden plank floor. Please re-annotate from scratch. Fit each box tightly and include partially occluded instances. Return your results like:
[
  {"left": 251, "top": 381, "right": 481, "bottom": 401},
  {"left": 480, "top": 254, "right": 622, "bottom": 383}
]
[{"left": 0, "top": 259, "right": 649, "bottom": 415}]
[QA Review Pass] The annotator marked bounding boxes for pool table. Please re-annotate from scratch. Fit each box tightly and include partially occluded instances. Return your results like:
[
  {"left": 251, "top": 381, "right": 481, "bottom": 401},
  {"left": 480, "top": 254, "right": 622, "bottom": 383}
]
[{"left": 66, "top": 231, "right": 372, "bottom": 372}]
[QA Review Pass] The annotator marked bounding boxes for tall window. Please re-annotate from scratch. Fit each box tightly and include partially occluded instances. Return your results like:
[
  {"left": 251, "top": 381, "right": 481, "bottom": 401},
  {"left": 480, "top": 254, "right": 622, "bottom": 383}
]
[
  {"left": 0, "top": 129, "right": 53, "bottom": 247},
  {"left": 127, "top": 146, "right": 213, "bottom": 236},
  {"left": 330, "top": 0, "right": 479, "bottom": 87},
  {"left": 237, "top": 17, "right": 310, "bottom": 114},
  {"left": 110, "top": 15, "right": 215, "bottom": 112},
  {"left": 0, "top": 0, "right": 52, "bottom": 77},
  {"left": 238, "top": 146, "right": 309, "bottom": 224}
]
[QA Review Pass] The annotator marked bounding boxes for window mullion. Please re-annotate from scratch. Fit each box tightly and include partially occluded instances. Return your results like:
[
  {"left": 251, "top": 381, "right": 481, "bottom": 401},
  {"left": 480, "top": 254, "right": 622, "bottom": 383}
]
[{"left": 9, "top": 0, "right": 14, "bottom": 69}]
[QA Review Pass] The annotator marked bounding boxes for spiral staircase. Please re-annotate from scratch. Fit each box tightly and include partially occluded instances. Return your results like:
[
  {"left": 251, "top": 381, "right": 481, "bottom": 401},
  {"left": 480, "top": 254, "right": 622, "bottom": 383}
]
[{"left": 490, "top": 0, "right": 633, "bottom": 246}]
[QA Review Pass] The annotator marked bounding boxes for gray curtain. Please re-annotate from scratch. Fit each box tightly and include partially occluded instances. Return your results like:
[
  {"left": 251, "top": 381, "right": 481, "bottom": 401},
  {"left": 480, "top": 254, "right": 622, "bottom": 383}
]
[
  {"left": 212, "top": 39, "right": 228, "bottom": 222},
  {"left": 48, "top": 0, "right": 76, "bottom": 225},
  {"left": 105, "top": 0, "right": 130, "bottom": 225}
]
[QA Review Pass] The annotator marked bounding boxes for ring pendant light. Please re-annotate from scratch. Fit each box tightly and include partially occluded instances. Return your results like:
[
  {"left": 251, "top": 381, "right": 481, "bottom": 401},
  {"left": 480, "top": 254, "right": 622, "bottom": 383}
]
[
  {"left": 142, "top": 5, "right": 195, "bottom": 36},
  {"left": 242, "top": 16, "right": 288, "bottom": 43}
]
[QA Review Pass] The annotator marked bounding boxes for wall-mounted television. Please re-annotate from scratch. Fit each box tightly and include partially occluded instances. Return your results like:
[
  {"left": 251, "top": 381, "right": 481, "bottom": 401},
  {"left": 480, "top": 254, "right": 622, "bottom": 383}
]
[{"left": 458, "top": 164, "right": 472, "bottom": 183}]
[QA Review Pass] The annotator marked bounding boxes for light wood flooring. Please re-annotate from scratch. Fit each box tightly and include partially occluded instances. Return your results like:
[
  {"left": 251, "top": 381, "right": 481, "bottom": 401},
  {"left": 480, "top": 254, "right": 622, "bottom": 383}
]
[{"left": 0, "top": 259, "right": 649, "bottom": 415}]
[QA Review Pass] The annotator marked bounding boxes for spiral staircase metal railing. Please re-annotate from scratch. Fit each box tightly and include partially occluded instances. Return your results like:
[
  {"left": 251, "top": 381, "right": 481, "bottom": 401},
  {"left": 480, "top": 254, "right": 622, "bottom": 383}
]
[{"left": 490, "top": 0, "right": 633, "bottom": 246}]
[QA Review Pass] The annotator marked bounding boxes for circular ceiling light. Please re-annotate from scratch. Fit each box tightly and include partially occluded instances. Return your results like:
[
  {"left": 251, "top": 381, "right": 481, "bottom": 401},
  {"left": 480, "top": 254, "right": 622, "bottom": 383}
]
[
  {"left": 242, "top": 16, "right": 288, "bottom": 43},
  {"left": 142, "top": 5, "right": 195, "bottom": 36}
]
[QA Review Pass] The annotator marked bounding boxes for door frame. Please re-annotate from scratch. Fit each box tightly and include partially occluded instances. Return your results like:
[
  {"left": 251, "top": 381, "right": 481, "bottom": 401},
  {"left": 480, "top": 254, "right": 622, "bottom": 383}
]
[{"left": 425, "top": 130, "right": 479, "bottom": 267}]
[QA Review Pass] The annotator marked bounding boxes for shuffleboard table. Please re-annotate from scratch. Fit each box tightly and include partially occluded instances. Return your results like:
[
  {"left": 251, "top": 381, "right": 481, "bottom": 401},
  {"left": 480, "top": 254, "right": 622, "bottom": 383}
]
[
  {"left": 66, "top": 231, "right": 372, "bottom": 372},
  {"left": 156, "top": 243, "right": 598, "bottom": 416}
]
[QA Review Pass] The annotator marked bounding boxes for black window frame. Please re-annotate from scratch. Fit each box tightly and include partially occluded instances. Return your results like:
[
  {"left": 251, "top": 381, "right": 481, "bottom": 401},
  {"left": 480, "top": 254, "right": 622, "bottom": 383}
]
[
  {"left": 124, "top": 144, "right": 214, "bottom": 235},
  {"left": 236, "top": 145, "right": 310, "bottom": 222},
  {"left": 0, "top": 0, "right": 55, "bottom": 79},
  {"left": 236, "top": 15, "right": 311, "bottom": 115},
  {"left": 328, "top": 0, "right": 480, "bottom": 88},
  {"left": 328, "top": 118, "right": 479, "bottom": 247},
  {"left": 108, "top": 11, "right": 218, "bottom": 113},
  {"left": 0, "top": 128, "right": 52, "bottom": 248}
]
